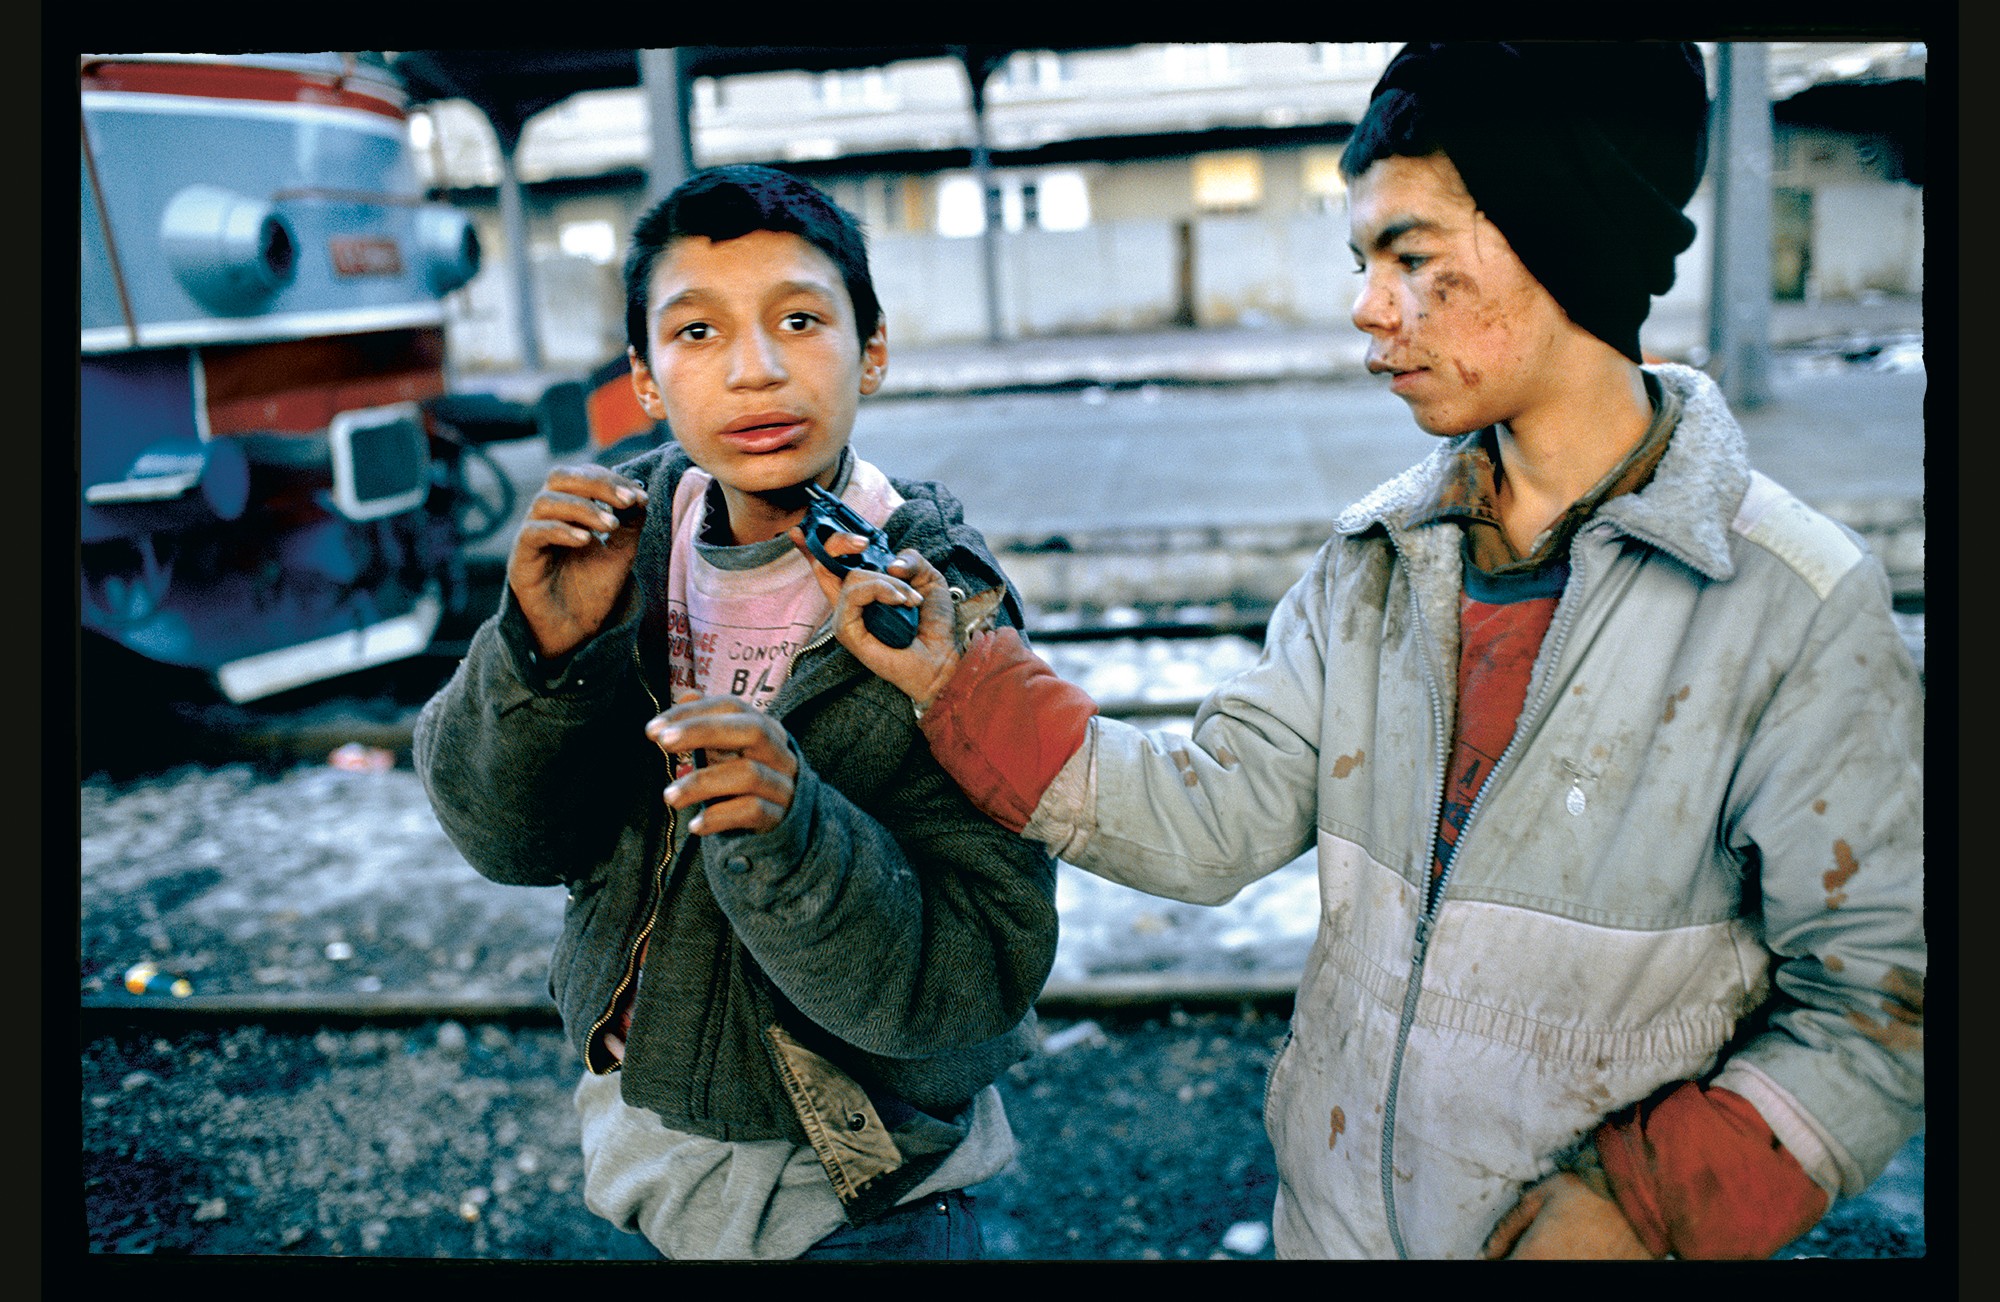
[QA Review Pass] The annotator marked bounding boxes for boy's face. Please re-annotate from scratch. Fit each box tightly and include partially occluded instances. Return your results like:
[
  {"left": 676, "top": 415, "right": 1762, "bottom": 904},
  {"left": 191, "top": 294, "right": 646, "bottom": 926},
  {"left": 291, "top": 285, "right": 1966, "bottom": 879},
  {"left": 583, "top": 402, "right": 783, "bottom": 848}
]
[
  {"left": 1346, "top": 152, "right": 1574, "bottom": 438},
  {"left": 630, "top": 229, "right": 885, "bottom": 509}
]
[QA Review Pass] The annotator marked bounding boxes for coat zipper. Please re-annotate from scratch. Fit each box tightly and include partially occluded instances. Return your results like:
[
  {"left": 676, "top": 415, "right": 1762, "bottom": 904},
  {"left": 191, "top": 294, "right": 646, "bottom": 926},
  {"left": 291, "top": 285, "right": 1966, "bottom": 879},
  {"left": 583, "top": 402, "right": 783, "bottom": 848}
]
[
  {"left": 584, "top": 640, "right": 682, "bottom": 1072},
  {"left": 1378, "top": 573, "right": 1450, "bottom": 1259},
  {"left": 1376, "top": 540, "right": 1588, "bottom": 1257},
  {"left": 589, "top": 617, "right": 844, "bottom": 1071}
]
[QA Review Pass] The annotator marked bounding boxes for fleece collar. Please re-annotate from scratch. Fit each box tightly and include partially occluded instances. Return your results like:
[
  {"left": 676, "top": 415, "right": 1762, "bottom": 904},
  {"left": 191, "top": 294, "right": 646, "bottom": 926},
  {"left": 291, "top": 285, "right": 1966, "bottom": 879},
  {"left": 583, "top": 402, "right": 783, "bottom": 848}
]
[{"left": 1333, "top": 364, "right": 1751, "bottom": 582}]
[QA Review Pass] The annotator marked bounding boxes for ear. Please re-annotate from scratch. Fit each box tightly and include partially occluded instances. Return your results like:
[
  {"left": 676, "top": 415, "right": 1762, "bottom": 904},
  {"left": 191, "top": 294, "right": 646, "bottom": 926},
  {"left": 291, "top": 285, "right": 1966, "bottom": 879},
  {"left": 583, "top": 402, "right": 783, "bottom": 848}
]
[
  {"left": 628, "top": 347, "right": 668, "bottom": 420},
  {"left": 858, "top": 323, "right": 888, "bottom": 396}
]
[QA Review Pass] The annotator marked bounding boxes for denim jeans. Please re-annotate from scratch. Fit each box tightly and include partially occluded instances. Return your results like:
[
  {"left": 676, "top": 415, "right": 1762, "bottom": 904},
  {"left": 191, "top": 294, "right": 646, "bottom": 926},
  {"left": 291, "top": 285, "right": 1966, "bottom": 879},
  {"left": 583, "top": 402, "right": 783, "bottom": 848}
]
[{"left": 798, "top": 1189, "right": 985, "bottom": 1260}]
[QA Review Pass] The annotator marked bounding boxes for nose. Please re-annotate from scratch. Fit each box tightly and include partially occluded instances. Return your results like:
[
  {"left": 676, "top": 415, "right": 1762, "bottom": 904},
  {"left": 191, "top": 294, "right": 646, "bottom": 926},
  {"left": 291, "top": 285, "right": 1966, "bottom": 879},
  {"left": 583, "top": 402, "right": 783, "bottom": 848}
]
[
  {"left": 1350, "top": 268, "right": 1397, "bottom": 337},
  {"left": 728, "top": 324, "right": 786, "bottom": 389}
]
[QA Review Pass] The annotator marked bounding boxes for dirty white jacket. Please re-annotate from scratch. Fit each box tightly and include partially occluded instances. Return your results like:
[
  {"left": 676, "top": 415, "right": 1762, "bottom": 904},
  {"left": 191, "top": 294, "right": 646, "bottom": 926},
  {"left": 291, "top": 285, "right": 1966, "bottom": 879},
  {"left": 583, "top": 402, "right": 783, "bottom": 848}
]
[{"left": 1022, "top": 364, "right": 1924, "bottom": 1259}]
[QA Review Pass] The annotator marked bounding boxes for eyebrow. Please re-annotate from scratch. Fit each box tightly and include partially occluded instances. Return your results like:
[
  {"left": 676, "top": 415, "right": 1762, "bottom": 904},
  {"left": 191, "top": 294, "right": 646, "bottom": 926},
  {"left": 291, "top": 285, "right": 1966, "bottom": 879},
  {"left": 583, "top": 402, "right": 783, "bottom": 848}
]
[
  {"left": 658, "top": 279, "right": 840, "bottom": 313},
  {"left": 1347, "top": 217, "right": 1445, "bottom": 258}
]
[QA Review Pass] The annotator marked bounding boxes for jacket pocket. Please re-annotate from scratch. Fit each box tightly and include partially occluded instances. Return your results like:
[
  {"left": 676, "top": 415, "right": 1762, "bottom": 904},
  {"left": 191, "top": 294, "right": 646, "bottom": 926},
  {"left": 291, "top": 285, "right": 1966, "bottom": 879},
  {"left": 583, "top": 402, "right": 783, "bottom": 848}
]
[{"left": 765, "top": 1022, "right": 905, "bottom": 1204}]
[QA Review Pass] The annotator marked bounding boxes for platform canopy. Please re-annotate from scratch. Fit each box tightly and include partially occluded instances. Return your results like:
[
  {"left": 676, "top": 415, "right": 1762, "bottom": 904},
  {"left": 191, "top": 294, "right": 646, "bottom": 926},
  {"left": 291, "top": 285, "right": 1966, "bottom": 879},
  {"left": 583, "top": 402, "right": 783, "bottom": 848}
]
[{"left": 388, "top": 47, "right": 1080, "bottom": 151}]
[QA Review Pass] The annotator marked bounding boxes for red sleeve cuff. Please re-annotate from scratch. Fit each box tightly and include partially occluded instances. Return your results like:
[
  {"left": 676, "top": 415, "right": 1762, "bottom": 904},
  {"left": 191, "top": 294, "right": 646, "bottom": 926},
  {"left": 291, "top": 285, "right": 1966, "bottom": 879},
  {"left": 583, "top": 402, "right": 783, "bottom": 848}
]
[
  {"left": 918, "top": 627, "right": 1096, "bottom": 833},
  {"left": 1594, "top": 1082, "right": 1830, "bottom": 1259}
]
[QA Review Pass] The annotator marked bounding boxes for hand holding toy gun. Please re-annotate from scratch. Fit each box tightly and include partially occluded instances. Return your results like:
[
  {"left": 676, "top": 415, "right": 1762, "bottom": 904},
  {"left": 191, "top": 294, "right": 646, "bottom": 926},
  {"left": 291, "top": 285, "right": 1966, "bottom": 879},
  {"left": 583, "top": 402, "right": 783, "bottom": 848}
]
[{"left": 799, "top": 484, "right": 920, "bottom": 648}]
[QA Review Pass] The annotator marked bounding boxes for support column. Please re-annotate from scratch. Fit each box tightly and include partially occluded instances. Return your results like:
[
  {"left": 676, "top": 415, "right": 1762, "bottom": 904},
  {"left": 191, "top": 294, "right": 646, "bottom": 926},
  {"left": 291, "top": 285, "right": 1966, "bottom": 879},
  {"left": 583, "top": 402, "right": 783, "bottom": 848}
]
[
  {"left": 496, "top": 137, "right": 542, "bottom": 372},
  {"left": 1707, "top": 41, "right": 1774, "bottom": 409},
  {"left": 641, "top": 48, "right": 694, "bottom": 206},
  {"left": 957, "top": 46, "right": 1007, "bottom": 344}
]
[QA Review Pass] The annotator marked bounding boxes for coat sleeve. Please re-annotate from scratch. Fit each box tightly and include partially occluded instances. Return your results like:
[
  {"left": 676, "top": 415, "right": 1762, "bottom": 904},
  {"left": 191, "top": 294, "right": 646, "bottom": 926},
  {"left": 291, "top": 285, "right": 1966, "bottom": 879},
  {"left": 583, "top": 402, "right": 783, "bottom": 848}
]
[
  {"left": 413, "top": 593, "right": 659, "bottom": 889},
  {"left": 975, "top": 546, "right": 1338, "bottom": 908},
  {"left": 698, "top": 631, "right": 1060, "bottom": 1060},
  {"left": 1709, "top": 553, "right": 1925, "bottom": 1201}
]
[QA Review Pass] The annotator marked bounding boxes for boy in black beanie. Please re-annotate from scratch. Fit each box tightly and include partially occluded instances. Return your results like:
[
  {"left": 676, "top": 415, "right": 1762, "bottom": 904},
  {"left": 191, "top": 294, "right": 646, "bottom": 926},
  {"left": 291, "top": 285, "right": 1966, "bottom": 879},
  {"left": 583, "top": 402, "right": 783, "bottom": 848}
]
[{"left": 785, "top": 43, "right": 1924, "bottom": 1259}]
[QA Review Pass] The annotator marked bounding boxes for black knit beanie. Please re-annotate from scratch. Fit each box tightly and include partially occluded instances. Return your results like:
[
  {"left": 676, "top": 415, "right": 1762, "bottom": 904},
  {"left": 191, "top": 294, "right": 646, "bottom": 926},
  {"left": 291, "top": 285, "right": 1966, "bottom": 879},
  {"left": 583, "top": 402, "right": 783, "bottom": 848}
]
[{"left": 1346, "top": 43, "right": 1711, "bottom": 363}]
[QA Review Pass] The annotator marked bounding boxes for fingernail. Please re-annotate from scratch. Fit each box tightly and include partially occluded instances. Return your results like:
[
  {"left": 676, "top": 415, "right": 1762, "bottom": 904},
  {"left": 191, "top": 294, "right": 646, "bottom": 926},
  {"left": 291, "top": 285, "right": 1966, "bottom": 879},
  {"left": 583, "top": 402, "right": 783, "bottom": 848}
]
[{"left": 651, "top": 726, "right": 680, "bottom": 747}]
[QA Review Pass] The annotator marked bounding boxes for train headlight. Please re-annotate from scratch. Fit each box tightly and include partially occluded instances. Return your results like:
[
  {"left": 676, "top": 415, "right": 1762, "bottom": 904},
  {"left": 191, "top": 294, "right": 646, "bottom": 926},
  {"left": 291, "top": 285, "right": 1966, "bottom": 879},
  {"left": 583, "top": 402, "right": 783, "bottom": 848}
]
[
  {"left": 413, "top": 206, "right": 480, "bottom": 295},
  {"left": 160, "top": 184, "right": 298, "bottom": 314}
]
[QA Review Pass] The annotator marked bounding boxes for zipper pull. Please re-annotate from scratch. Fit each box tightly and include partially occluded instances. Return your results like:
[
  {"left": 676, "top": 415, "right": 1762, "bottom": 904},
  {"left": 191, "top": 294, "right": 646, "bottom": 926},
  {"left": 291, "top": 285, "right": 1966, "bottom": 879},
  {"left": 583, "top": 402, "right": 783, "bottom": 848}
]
[{"left": 1412, "top": 913, "right": 1432, "bottom": 956}]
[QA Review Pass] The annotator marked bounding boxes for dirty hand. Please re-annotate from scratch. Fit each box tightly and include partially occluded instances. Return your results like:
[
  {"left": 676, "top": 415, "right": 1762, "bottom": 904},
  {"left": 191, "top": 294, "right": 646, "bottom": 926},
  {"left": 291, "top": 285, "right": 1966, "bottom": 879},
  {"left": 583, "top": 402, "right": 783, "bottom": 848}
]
[
  {"left": 507, "top": 464, "right": 648, "bottom": 661},
  {"left": 1481, "top": 1172, "right": 1657, "bottom": 1259},
  {"left": 789, "top": 528, "right": 962, "bottom": 709},
  {"left": 646, "top": 696, "right": 800, "bottom": 836}
]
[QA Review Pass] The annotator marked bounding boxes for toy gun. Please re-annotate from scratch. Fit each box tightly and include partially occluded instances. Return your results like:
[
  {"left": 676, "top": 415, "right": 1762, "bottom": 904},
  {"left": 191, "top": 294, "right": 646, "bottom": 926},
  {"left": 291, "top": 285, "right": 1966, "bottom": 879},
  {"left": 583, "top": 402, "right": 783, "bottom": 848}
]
[{"left": 800, "top": 483, "right": 920, "bottom": 648}]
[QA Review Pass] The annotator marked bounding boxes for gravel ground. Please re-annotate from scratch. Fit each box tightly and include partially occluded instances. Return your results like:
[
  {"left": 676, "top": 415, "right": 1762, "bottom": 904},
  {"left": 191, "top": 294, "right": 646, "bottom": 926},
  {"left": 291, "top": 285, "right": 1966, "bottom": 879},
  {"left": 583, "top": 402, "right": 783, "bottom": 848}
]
[
  {"left": 75, "top": 1007, "right": 1926, "bottom": 1262},
  {"left": 77, "top": 1009, "right": 1293, "bottom": 1262}
]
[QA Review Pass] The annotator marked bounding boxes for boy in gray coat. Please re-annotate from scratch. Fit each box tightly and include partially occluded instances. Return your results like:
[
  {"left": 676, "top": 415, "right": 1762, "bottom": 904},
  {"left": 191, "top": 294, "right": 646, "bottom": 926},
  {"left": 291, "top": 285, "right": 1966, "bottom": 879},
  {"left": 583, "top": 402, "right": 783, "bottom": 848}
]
[{"left": 798, "top": 44, "right": 1924, "bottom": 1259}]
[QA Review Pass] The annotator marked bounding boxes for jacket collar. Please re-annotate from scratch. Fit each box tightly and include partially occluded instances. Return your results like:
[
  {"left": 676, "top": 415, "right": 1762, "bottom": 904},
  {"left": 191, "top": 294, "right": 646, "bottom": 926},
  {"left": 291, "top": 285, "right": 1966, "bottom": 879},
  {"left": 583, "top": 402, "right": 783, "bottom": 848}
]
[
  {"left": 623, "top": 445, "right": 1022, "bottom": 716},
  {"left": 1333, "top": 364, "right": 1751, "bottom": 582}
]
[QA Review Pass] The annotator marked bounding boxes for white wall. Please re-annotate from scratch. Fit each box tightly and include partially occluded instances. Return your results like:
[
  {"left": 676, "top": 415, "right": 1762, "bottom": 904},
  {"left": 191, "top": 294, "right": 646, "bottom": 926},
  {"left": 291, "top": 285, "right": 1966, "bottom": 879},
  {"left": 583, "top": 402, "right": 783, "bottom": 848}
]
[
  {"left": 1811, "top": 182, "right": 1924, "bottom": 299},
  {"left": 439, "top": 161, "right": 1916, "bottom": 370}
]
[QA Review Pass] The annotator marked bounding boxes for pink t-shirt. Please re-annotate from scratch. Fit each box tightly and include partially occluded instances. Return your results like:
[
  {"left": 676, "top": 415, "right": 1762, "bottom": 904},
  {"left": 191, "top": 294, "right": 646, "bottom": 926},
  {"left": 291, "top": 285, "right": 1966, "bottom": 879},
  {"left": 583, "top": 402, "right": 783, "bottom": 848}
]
[{"left": 663, "top": 453, "right": 906, "bottom": 717}]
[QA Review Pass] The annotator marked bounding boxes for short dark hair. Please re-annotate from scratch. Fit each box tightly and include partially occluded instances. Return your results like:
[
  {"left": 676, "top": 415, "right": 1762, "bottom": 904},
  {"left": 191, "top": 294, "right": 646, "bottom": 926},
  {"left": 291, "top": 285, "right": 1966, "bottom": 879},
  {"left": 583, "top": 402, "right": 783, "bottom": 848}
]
[
  {"left": 1338, "top": 85, "right": 1441, "bottom": 182},
  {"left": 623, "top": 165, "right": 882, "bottom": 364}
]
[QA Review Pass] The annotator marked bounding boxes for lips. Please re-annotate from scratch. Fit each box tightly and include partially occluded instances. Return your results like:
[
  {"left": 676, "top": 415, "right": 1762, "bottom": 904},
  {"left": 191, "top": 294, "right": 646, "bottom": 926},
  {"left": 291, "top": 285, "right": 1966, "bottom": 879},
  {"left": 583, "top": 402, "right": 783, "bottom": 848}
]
[
  {"left": 1369, "top": 360, "right": 1426, "bottom": 394},
  {"left": 719, "top": 411, "right": 808, "bottom": 453}
]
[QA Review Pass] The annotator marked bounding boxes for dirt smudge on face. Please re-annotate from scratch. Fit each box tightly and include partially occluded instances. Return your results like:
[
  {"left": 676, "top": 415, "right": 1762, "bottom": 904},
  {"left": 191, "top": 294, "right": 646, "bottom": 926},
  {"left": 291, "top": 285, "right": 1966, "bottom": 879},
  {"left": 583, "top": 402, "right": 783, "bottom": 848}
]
[
  {"left": 1662, "top": 685, "right": 1691, "bottom": 723},
  {"left": 1453, "top": 359, "right": 1481, "bottom": 387},
  {"left": 1330, "top": 749, "right": 1366, "bottom": 779},
  {"left": 1824, "top": 840, "right": 1859, "bottom": 907},
  {"left": 1432, "top": 270, "right": 1476, "bottom": 310}
]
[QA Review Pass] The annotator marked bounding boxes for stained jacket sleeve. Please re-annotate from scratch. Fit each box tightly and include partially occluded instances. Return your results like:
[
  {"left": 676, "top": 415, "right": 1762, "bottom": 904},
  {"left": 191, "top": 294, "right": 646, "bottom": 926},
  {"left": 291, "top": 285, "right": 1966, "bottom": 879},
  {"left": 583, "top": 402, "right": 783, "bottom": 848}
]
[
  {"left": 1709, "top": 552, "right": 1925, "bottom": 1200},
  {"left": 1015, "top": 543, "right": 1339, "bottom": 907},
  {"left": 413, "top": 589, "right": 660, "bottom": 889}
]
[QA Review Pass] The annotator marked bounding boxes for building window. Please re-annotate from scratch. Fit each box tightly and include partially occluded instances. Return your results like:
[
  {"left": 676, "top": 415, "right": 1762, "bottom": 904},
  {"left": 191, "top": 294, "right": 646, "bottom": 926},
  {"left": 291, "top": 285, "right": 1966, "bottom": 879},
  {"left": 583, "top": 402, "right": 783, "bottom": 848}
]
[
  {"left": 1162, "top": 44, "right": 1240, "bottom": 83},
  {"left": 935, "top": 170, "right": 1090, "bottom": 236},
  {"left": 1194, "top": 151, "right": 1264, "bottom": 211},
  {"left": 818, "top": 68, "right": 894, "bottom": 111},
  {"left": 892, "top": 177, "right": 925, "bottom": 233},
  {"left": 995, "top": 50, "right": 1069, "bottom": 97},
  {"left": 559, "top": 220, "right": 618, "bottom": 265},
  {"left": 1302, "top": 147, "right": 1347, "bottom": 211},
  {"left": 1038, "top": 171, "right": 1090, "bottom": 231},
  {"left": 937, "top": 174, "right": 986, "bottom": 238}
]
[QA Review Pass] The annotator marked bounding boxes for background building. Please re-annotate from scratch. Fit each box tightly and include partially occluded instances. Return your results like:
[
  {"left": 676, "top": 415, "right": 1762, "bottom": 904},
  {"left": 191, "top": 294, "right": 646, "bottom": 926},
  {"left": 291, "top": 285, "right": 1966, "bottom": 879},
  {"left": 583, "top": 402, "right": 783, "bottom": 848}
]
[{"left": 401, "top": 42, "right": 1926, "bottom": 374}]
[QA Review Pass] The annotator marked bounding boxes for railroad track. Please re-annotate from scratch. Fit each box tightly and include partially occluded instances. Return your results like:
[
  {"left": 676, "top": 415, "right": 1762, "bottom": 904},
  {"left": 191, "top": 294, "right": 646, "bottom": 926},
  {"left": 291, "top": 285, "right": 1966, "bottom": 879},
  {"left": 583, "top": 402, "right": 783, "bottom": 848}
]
[{"left": 86, "top": 600, "right": 1272, "bottom": 779}]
